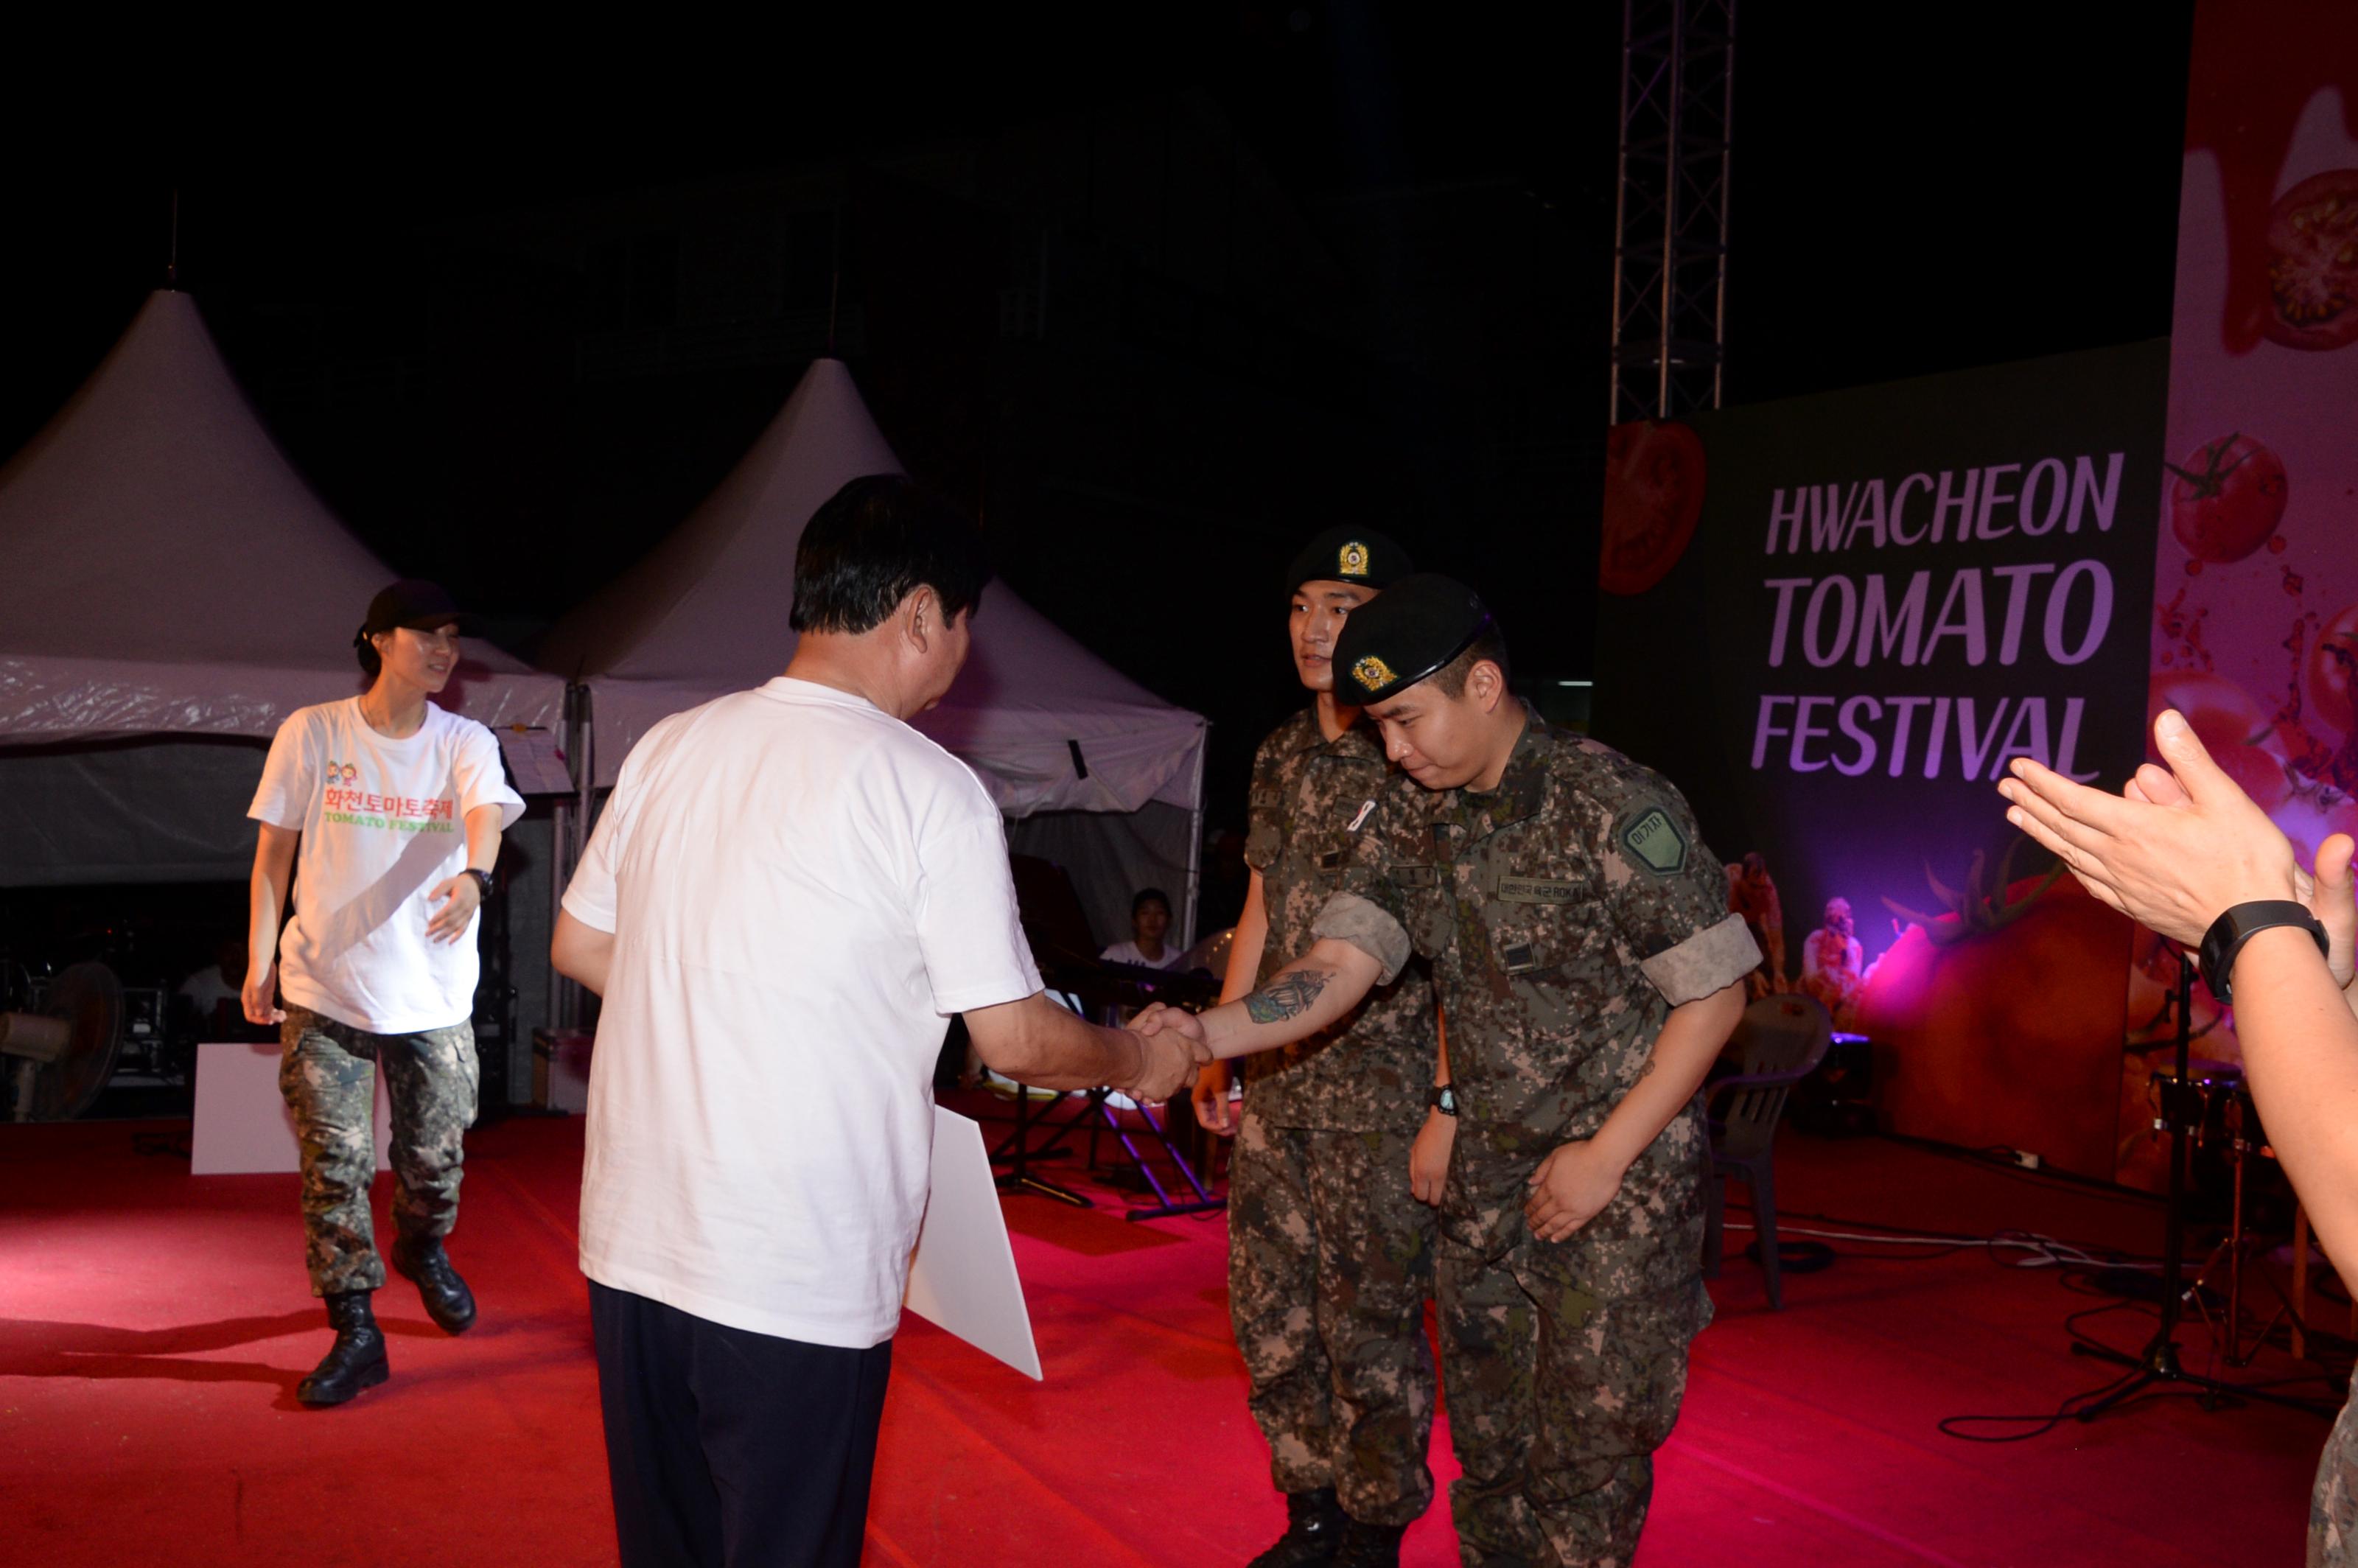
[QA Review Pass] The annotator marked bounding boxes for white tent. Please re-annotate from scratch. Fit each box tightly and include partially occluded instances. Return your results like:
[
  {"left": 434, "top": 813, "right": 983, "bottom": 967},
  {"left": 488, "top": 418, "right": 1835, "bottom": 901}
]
[
  {"left": 0, "top": 290, "right": 567, "bottom": 884},
  {"left": 536, "top": 359, "right": 1209, "bottom": 945}
]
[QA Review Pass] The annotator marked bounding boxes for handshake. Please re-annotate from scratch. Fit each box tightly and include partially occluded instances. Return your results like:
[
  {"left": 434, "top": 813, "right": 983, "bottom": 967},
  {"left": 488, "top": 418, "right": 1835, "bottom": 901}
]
[{"left": 1115, "top": 1004, "right": 1211, "bottom": 1102}]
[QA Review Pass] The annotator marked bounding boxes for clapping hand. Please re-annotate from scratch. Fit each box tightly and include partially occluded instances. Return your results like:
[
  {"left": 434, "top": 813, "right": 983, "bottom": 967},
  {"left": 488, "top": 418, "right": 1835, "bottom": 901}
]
[{"left": 1998, "top": 710, "right": 2307, "bottom": 946}]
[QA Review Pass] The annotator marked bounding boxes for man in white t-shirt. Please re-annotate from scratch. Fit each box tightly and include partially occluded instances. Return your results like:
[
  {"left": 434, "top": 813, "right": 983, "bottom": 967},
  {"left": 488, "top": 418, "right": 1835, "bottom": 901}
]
[
  {"left": 245, "top": 579, "right": 525, "bottom": 1407},
  {"left": 1101, "top": 886, "right": 1186, "bottom": 970},
  {"left": 552, "top": 475, "right": 1208, "bottom": 1568}
]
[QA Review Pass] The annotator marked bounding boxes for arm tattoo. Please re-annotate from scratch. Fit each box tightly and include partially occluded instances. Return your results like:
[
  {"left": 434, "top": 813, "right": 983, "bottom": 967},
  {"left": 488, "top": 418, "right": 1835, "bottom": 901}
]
[{"left": 1245, "top": 967, "right": 1332, "bottom": 1025}]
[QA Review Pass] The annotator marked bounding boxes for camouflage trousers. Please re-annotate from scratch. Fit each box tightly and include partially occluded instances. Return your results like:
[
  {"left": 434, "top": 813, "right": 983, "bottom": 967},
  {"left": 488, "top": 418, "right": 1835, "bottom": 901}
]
[
  {"left": 280, "top": 1006, "right": 478, "bottom": 1298},
  {"left": 1438, "top": 1228, "right": 1712, "bottom": 1568},
  {"left": 1228, "top": 1113, "right": 1438, "bottom": 1526},
  {"left": 2313, "top": 1385, "right": 2358, "bottom": 1565}
]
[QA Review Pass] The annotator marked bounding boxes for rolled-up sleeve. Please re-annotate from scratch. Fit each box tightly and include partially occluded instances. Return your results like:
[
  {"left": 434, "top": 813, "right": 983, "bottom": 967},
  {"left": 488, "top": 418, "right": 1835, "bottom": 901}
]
[
  {"left": 1639, "top": 911, "right": 1761, "bottom": 1007},
  {"left": 1310, "top": 891, "right": 1413, "bottom": 987}
]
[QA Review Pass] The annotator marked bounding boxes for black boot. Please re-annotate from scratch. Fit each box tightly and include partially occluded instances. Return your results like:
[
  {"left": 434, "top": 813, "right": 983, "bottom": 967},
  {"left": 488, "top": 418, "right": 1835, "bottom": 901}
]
[
  {"left": 1248, "top": 1488, "right": 1346, "bottom": 1567},
  {"left": 298, "top": 1290, "right": 388, "bottom": 1407},
  {"left": 392, "top": 1234, "right": 477, "bottom": 1334},
  {"left": 1332, "top": 1518, "right": 1408, "bottom": 1568}
]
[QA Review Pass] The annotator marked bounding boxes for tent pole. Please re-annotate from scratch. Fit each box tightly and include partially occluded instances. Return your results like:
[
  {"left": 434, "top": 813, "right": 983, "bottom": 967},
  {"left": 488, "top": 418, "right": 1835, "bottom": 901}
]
[
  {"left": 550, "top": 791, "right": 571, "bottom": 1032},
  {"left": 575, "top": 684, "right": 596, "bottom": 870},
  {"left": 1181, "top": 721, "right": 1209, "bottom": 949}
]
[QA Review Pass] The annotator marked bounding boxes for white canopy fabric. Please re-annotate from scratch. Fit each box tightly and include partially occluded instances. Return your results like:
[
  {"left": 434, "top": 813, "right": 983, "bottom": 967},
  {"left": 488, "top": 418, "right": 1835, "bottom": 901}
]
[
  {"left": 537, "top": 358, "right": 1209, "bottom": 942},
  {"left": 0, "top": 290, "right": 564, "bottom": 743},
  {"left": 540, "top": 358, "right": 1206, "bottom": 814}
]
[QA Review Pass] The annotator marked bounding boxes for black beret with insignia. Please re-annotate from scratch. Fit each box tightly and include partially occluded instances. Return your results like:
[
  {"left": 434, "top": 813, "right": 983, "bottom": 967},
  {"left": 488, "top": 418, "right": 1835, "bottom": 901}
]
[
  {"left": 1285, "top": 525, "right": 1414, "bottom": 596},
  {"left": 1331, "top": 573, "right": 1497, "bottom": 703}
]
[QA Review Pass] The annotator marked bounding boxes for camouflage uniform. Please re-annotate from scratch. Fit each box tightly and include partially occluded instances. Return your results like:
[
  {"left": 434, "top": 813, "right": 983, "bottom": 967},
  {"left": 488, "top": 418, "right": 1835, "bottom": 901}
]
[
  {"left": 2314, "top": 1389, "right": 2358, "bottom": 1566},
  {"left": 280, "top": 1004, "right": 479, "bottom": 1297},
  {"left": 1311, "top": 708, "right": 1758, "bottom": 1568},
  {"left": 1229, "top": 707, "right": 1442, "bottom": 1527}
]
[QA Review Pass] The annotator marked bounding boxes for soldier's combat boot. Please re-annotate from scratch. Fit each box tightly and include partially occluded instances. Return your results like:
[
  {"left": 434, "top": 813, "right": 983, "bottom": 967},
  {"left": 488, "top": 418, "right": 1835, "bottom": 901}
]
[
  {"left": 298, "top": 1290, "right": 388, "bottom": 1407},
  {"left": 1248, "top": 1488, "right": 1345, "bottom": 1567},
  {"left": 391, "top": 1234, "right": 477, "bottom": 1334},
  {"left": 1330, "top": 1518, "right": 1407, "bottom": 1568}
]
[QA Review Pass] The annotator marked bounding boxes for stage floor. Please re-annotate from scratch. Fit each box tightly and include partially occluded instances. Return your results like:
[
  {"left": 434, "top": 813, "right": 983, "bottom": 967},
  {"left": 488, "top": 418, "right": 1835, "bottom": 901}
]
[{"left": 0, "top": 1104, "right": 2337, "bottom": 1567}]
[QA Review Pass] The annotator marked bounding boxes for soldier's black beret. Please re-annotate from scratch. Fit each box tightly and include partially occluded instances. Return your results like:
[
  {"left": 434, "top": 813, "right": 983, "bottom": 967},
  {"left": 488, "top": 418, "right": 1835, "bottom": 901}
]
[
  {"left": 1284, "top": 526, "right": 1415, "bottom": 596},
  {"left": 1332, "top": 573, "right": 1498, "bottom": 703}
]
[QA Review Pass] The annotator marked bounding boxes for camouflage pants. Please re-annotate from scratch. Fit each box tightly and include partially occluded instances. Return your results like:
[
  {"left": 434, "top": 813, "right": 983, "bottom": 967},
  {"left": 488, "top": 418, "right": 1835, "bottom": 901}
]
[
  {"left": 280, "top": 1006, "right": 478, "bottom": 1297},
  {"left": 2313, "top": 1385, "right": 2358, "bottom": 1565},
  {"left": 1228, "top": 1113, "right": 1438, "bottom": 1526},
  {"left": 1438, "top": 1230, "right": 1712, "bottom": 1568}
]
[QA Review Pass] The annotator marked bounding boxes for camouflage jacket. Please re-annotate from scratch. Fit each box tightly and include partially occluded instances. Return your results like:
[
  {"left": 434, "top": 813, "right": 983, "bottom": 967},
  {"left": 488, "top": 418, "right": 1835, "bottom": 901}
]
[
  {"left": 1312, "top": 708, "right": 1759, "bottom": 1279},
  {"left": 1241, "top": 707, "right": 1440, "bottom": 1132}
]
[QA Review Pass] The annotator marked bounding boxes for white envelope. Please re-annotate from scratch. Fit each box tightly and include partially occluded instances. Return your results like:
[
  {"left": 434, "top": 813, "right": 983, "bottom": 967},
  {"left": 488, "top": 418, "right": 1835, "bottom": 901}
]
[{"left": 904, "top": 1105, "right": 1043, "bottom": 1380}]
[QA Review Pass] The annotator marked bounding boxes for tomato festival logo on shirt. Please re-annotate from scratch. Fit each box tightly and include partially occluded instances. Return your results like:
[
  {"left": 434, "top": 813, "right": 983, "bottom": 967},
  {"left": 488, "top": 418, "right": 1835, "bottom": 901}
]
[{"left": 321, "top": 760, "right": 457, "bottom": 835}]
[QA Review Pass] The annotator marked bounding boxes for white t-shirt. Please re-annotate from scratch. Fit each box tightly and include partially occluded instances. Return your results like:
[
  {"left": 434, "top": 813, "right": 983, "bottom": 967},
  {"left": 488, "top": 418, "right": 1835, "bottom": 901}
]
[
  {"left": 1099, "top": 941, "right": 1184, "bottom": 970},
  {"left": 249, "top": 699, "right": 524, "bottom": 1034},
  {"left": 562, "top": 676, "right": 1042, "bottom": 1349}
]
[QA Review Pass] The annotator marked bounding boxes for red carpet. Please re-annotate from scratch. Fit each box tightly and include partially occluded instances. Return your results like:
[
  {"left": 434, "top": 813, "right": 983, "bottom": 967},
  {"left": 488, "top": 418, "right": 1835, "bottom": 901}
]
[{"left": 0, "top": 1108, "right": 2337, "bottom": 1566}]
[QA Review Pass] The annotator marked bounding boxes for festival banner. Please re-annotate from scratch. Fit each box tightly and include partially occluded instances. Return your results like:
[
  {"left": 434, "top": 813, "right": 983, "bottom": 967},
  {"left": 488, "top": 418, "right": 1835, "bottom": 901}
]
[
  {"left": 2136, "top": 0, "right": 2358, "bottom": 1189},
  {"left": 1592, "top": 343, "right": 2166, "bottom": 1180}
]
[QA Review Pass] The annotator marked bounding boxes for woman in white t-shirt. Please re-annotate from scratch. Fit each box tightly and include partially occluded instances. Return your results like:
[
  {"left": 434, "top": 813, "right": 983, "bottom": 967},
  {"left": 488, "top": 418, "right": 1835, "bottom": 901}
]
[
  {"left": 243, "top": 579, "right": 523, "bottom": 1408},
  {"left": 1101, "top": 886, "right": 1185, "bottom": 970}
]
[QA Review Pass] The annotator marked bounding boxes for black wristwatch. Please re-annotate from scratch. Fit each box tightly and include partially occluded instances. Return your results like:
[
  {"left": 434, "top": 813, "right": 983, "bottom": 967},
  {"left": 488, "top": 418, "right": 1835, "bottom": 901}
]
[
  {"left": 464, "top": 868, "right": 497, "bottom": 901},
  {"left": 2198, "top": 900, "right": 2327, "bottom": 1006},
  {"left": 1428, "top": 1084, "right": 1457, "bottom": 1117}
]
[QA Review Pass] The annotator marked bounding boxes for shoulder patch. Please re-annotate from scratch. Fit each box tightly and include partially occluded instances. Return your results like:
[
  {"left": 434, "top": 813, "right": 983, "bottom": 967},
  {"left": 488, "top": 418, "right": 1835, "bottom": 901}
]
[
  {"left": 1617, "top": 805, "right": 1688, "bottom": 876},
  {"left": 1347, "top": 797, "right": 1378, "bottom": 833}
]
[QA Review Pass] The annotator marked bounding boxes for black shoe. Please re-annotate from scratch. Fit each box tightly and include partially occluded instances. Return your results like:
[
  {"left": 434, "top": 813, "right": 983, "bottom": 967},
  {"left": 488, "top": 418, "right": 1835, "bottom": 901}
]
[
  {"left": 298, "top": 1291, "right": 389, "bottom": 1407},
  {"left": 1248, "top": 1488, "right": 1346, "bottom": 1567},
  {"left": 1331, "top": 1519, "right": 1407, "bottom": 1568},
  {"left": 391, "top": 1235, "right": 478, "bottom": 1335}
]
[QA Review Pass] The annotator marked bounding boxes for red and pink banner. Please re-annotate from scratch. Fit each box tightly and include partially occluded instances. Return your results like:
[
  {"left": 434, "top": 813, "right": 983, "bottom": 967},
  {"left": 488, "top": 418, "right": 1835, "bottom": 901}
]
[{"left": 2129, "top": 0, "right": 2358, "bottom": 1186}]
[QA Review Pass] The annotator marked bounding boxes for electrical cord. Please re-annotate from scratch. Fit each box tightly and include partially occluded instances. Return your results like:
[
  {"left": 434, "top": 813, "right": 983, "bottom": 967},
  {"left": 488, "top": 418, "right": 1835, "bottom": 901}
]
[{"left": 1715, "top": 1205, "right": 2161, "bottom": 1271}]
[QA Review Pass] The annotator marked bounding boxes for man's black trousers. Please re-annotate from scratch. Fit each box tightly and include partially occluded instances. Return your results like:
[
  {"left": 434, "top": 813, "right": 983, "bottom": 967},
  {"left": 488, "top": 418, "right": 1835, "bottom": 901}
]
[{"left": 590, "top": 1281, "right": 894, "bottom": 1568}]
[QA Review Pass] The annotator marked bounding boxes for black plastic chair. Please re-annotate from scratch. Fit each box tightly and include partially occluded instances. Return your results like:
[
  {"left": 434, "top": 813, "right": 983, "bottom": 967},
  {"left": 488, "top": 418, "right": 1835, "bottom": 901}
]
[{"left": 1701, "top": 994, "right": 1833, "bottom": 1310}]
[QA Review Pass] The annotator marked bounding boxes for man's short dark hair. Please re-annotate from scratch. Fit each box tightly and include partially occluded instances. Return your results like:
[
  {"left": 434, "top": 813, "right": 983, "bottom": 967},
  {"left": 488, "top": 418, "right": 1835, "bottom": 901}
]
[
  {"left": 1429, "top": 623, "right": 1511, "bottom": 698},
  {"left": 357, "top": 637, "right": 382, "bottom": 679},
  {"left": 791, "top": 475, "right": 990, "bottom": 635},
  {"left": 1133, "top": 887, "right": 1172, "bottom": 916}
]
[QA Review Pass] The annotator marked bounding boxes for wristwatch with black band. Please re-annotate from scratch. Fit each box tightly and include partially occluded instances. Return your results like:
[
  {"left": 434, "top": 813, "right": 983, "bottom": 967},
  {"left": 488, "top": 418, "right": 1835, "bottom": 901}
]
[
  {"left": 1428, "top": 1084, "right": 1456, "bottom": 1116},
  {"left": 464, "top": 868, "right": 496, "bottom": 901},
  {"left": 2198, "top": 900, "right": 2328, "bottom": 1007}
]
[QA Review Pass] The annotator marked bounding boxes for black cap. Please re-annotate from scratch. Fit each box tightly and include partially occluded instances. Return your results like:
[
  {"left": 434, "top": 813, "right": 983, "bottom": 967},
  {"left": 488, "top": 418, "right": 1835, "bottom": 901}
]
[
  {"left": 1284, "top": 526, "right": 1414, "bottom": 596},
  {"left": 357, "top": 580, "right": 473, "bottom": 645},
  {"left": 1330, "top": 573, "right": 1496, "bottom": 703}
]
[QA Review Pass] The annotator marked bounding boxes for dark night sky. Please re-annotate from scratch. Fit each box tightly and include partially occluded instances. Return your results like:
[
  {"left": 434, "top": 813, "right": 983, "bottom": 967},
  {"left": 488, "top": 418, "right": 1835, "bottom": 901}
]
[{"left": 1, "top": 2, "right": 2194, "bottom": 832}]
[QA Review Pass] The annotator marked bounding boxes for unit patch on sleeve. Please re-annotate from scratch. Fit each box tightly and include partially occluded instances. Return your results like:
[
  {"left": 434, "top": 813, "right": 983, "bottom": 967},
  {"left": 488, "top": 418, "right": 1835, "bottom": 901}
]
[{"left": 1617, "top": 805, "right": 1688, "bottom": 876}]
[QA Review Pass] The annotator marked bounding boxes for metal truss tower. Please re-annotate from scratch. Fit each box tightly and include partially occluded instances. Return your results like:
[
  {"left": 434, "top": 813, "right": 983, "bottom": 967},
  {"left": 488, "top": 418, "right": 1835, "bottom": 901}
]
[{"left": 1610, "top": 0, "right": 1735, "bottom": 423}]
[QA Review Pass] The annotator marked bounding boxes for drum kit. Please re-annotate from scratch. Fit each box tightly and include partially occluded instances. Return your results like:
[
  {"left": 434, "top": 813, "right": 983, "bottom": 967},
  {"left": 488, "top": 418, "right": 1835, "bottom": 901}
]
[
  {"left": 2071, "top": 955, "right": 2335, "bottom": 1422},
  {"left": 2146, "top": 1058, "right": 2303, "bottom": 1367}
]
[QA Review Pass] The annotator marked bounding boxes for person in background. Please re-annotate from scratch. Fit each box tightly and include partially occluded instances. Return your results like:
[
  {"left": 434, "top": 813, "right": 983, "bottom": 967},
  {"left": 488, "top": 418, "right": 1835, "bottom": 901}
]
[
  {"left": 1102, "top": 886, "right": 1183, "bottom": 970},
  {"left": 1999, "top": 710, "right": 2358, "bottom": 1567},
  {"left": 1144, "top": 575, "right": 1754, "bottom": 1568},
  {"left": 245, "top": 579, "right": 522, "bottom": 1407},
  {"left": 176, "top": 938, "right": 247, "bottom": 1037},
  {"left": 1192, "top": 527, "right": 1444, "bottom": 1568},
  {"left": 1799, "top": 897, "right": 1864, "bottom": 1025},
  {"left": 1728, "top": 851, "right": 1788, "bottom": 997},
  {"left": 550, "top": 475, "right": 1206, "bottom": 1568}
]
